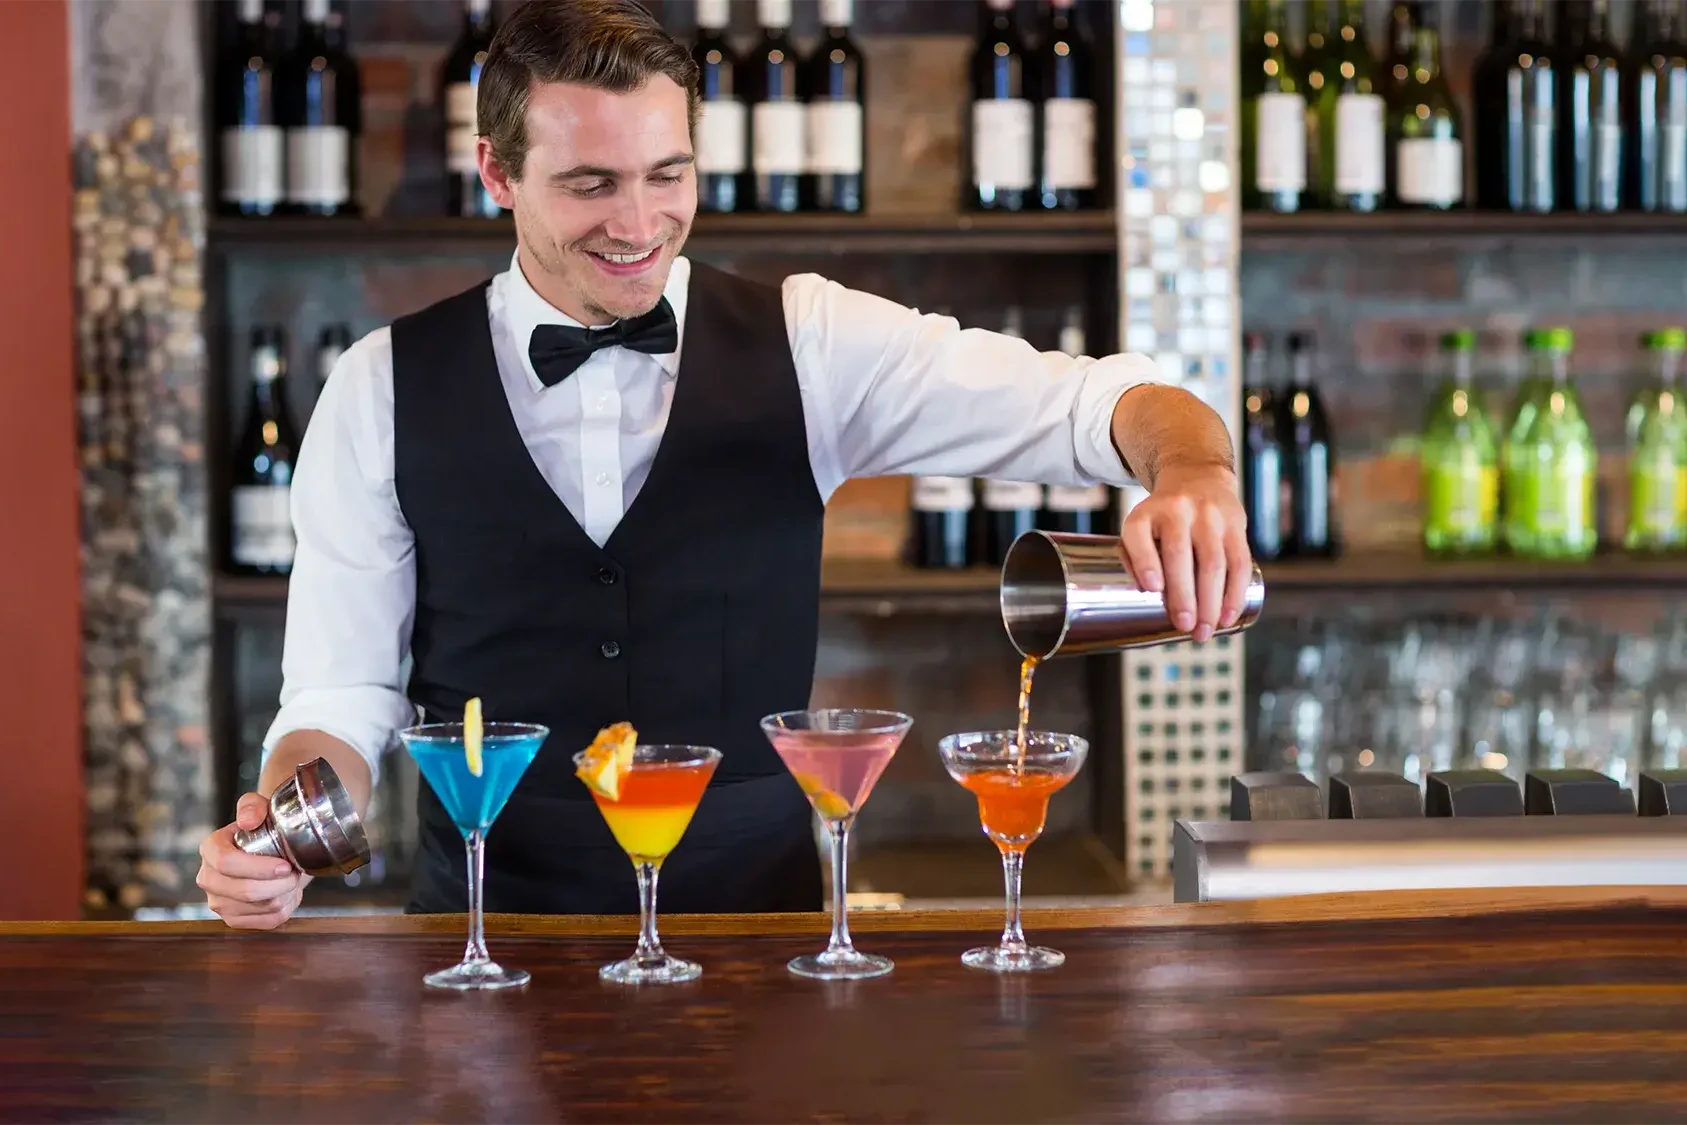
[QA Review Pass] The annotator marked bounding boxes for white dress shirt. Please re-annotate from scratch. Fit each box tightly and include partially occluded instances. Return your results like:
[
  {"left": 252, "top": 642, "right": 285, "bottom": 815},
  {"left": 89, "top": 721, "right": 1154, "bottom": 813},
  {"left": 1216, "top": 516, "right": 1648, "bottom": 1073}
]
[{"left": 263, "top": 253, "right": 1156, "bottom": 784}]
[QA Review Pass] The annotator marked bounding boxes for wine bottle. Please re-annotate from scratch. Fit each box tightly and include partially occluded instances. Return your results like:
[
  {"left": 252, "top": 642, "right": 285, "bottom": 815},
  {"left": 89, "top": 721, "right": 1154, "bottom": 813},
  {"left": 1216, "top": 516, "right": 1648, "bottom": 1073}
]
[
  {"left": 281, "top": 0, "right": 360, "bottom": 217},
  {"left": 968, "top": 0, "right": 1034, "bottom": 211},
  {"left": 1301, "top": 0, "right": 1336, "bottom": 208},
  {"left": 746, "top": 0, "right": 807, "bottom": 213},
  {"left": 1390, "top": 10, "right": 1464, "bottom": 210},
  {"left": 1477, "top": 0, "right": 1552, "bottom": 213},
  {"left": 1631, "top": 0, "right": 1687, "bottom": 212},
  {"left": 216, "top": 0, "right": 284, "bottom": 217},
  {"left": 1381, "top": 1, "right": 1419, "bottom": 102},
  {"left": 1043, "top": 310, "right": 1110, "bottom": 534},
  {"left": 1035, "top": 0, "right": 1097, "bottom": 211},
  {"left": 1321, "top": 0, "right": 1385, "bottom": 212},
  {"left": 909, "top": 477, "right": 976, "bottom": 569},
  {"left": 1241, "top": 0, "right": 1306, "bottom": 213},
  {"left": 442, "top": 0, "right": 499, "bottom": 219},
  {"left": 693, "top": 0, "right": 747, "bottom": 213},
  {"left": 1279, "top": 332, "right": 1335, "bottom": 558},
  {"left": 1240, "top": 332, "right": 1289, "bottom": 562},
  {"left": 979, "top": 308, "right": 1041, "bottom": 563},
  {"left": 1559, "top": 1, "right": 1624, "bottom": 213},
  {"left": 805, "top": 0, "right": 866, "bottom": 213},
  {"left": 231, "top": 327, "right": 300, "bottom": 575}
]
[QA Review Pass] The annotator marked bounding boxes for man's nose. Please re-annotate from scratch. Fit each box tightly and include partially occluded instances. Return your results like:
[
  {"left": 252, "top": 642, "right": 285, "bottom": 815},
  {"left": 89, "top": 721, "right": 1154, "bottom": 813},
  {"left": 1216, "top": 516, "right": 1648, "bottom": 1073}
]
[{"left": 601, "top": 184, "right": 663, "bottom": 248}]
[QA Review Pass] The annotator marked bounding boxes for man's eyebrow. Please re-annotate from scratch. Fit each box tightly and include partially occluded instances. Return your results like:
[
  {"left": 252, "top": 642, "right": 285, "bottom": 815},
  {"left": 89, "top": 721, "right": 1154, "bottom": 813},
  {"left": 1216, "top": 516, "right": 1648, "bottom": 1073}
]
[{"left": 548, "top": 153, "right": 695, "bottom": 182}]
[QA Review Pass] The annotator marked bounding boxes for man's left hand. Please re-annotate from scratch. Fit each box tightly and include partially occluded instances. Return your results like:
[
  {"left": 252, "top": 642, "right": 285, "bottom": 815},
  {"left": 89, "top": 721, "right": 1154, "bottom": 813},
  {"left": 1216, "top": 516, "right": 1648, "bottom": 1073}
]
[{"left": 1118, "top": 463, "right": 1253, "bottom": 644}]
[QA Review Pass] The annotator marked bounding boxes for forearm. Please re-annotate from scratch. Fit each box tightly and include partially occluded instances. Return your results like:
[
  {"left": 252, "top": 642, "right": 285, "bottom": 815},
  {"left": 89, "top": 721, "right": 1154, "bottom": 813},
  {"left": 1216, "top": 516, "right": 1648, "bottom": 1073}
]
[
  {"left": 1109, "top": 384, "right": 1235, "bottom": 489},
  {"left": 258, "top": 729, "right": 375, "bottom": 815}
]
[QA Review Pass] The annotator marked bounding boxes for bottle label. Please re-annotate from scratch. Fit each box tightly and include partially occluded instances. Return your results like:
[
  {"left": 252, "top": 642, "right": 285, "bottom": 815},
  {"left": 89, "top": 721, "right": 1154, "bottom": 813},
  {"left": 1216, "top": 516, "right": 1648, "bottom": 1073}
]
[
  {"left": 1046, "top": 484, "right": 1109, "bottom": 513},
  {"left": 1665, "top": 120, "right": 1687, "bottom": 208},
  {"left": 285, "top": 126, "right": 350, "bottom": 206},
  {"left": 697, "top": 0, "right": 732, "bottom": 28},
  {"left": 1425, "top": 461, "right": 1498, "bottom": 535},
  {"left": 302, "top": 0, "right": 330, "bottom": 21},
  {"left": 911, "top": 476, "right": 974, "bottom": 512},
  {"left": 757, "top": 0, "right": 793, "bottom": 29},
  {"left": 972, "top": 99, "right": 1035, "bottom": 190},
  {"left": 1333, "top": 93, "right": 1384, "bottom": 194},
  {"left": 1528, "top": 103, "right": 1554, "bottom": 204},
  {"left": 1528, "top": 454, "right": 1595, "bottom": 541},
  {"left": 232, "top": 486, "right": 295, "bottom": 568},
  {"left": 807, "top": 101, "right": 863, "bottom": 174},
  {"left": 819, "top": 0, "right": 853, "bottom": 24},
  {"left": 446, "top": 81, "right": 479, "bottom": 174},
  {"left": 220, "top": 126, "right": 284, "bottom": 206},
  {"left": 752, "top": 101, "right": 807, "bottom": 173},
  {"left": 1042, "top": 98, "right": 1096, "bottom": 189},
  {"left": 1254, "top": 91, "right": 1306, "bottom": 193},
  {"left": 983, "top": 480, "right": 1044, "bottom": 510},
  {"left": 1397, "top": 137, "right": 1463, "bottom": 205},
  {"left": 1594, "top": 121, "right": 1623, "bottom": 207},
  {"left": 696, "top": 99, "right": 748, "bottom": 174},
  {"left": 1632, "top": 452, "right": 1683, "bottom": 535}
]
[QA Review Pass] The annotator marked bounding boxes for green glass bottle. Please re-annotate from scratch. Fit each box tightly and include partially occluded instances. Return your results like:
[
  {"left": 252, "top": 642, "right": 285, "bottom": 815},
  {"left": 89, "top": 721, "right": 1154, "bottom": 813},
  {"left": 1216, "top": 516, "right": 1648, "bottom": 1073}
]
[
  {"left": 1511, "top": 327, "right": 1598, "bottom": 560},
  {"left": 1422, "top": 329, "right": 1499, "bottom": 555},
  {"left": 1501, "top": 329, "right": 1548, "bottom": 555},
  {"left": 1241, "top": 0, "right": 1307, "bottom": 212},
  {"left": 1626, "top": 327, "right": 1687, "bottom": 551},
  {"left": 1390, "top": 10, "right": 1464, "bottom": 210}
]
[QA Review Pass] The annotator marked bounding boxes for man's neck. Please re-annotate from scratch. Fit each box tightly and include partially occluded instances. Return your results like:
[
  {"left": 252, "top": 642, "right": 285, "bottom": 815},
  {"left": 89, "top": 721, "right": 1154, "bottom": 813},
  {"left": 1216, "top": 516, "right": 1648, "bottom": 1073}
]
[{"left": 515, "top": 243, "right": 614, "bottom": 327}]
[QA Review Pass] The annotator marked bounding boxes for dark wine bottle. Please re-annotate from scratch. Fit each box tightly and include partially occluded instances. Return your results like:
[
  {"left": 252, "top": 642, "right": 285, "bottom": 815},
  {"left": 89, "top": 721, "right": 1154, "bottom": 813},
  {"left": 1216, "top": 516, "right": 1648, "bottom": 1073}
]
[
  {"left": 216, "top": 0, "right": 283, "bottom": 217},
  {"left": 1279, "top": 332, "right": 1336, "bottom": 558},
  {"left": 746, "top": 0, "right": 807, "bottom": 213},
  {"left": 1241, "top": 0, "right": 1306, "bottom": 213},
  {"left": 1043, "top": 309, "right": 1110, "bottom": 534},
  {"left": 1241, "top": 333, "right": 1289, "bottom": 562},
  {"left": 231, "top": 327, "right": 300, "bottom": 575},
  {"left": 693, "top": 0, "right": 746, "bottom": 213},
  {"left": 1472, "top": 0, "right": 1517, "bottom": 209},
  {"left": 281, "top": 0, "right": 360, "bottom": 217},
  {"left": 1323, "top": 0, "right": 1385, "bottom": 212},
  {"left": 968, "top": 0, "right": 1033, "bottom": 211},
  {"left": 1035, "top": 0, "right": 1097, "bottom": 211},
  {"left": 805, "top": 0, "right": 865, "bottom": 213},
  {"left": 1498, "top": 0, "right": 1557, "bottom": 213},
  {"left": 1381, "top": 0, "right": 1419, "bottom": 102},
  {"left": 1631, "top": 0, "right": 1687, "bottom": 212},
  {"left": 909, "top": 477, "right": 976, "bottom": 569},
  {"left": 1561, "top": 0, "right": 1624, "bottom": 212},
  {"left": 442, "top": 0, "right": 499, "bottom": 219},
  {"left": 1390, "top": 7, "right": 1464, "bottom": 210}
]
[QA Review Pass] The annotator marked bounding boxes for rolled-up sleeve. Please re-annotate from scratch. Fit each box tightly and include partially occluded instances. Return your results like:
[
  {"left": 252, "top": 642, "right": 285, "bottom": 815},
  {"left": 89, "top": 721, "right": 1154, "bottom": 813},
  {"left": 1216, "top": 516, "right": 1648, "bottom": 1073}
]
[
  {"left": 261, "top": 328, "right": 418, "bottom": 787},
  {"left": 783, "top": 273, "right": 1159, "bottom": 498}
]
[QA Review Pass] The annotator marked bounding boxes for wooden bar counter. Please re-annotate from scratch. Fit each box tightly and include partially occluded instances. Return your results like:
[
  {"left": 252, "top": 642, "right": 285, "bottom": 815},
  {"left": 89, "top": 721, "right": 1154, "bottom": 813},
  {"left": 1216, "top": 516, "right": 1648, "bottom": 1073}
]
[{"left": 5, "top": 888, "right": 1687, "bottom": 1123}]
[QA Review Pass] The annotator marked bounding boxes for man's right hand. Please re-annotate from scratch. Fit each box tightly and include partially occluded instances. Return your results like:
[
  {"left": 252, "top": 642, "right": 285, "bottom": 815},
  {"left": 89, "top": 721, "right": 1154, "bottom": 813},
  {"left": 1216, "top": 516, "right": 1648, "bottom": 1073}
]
[{"left": 197, "top": 793, "right": 309, "bottom": 930}]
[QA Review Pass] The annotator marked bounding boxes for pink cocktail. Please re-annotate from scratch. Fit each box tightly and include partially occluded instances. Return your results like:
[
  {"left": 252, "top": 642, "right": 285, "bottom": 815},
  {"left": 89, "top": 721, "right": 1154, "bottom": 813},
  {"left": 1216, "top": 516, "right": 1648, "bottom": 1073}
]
[{"left": 761, "top": 709, "right": 913, "bottom": 980}]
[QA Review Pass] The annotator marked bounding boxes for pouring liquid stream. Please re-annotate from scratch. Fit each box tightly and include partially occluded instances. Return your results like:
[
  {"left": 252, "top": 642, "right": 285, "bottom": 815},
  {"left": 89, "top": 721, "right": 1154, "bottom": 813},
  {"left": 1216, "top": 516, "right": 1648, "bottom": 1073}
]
[{"left": 1013, "top": 654, "right": 1039, "bottom": 772}]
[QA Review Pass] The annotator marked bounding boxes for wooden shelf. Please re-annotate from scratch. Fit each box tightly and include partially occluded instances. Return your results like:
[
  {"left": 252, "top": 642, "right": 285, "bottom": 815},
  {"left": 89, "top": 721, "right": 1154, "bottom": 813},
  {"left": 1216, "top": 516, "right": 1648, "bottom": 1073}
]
[
  {"left": 1261, "top": 550, "right": 1687, "bottom": 590},
  {"left": 1243, "top": 209, "right": 1687, "bottom": 248},
  {"left": 206, "top": 211, "right": 1119, "bottom": 257}
]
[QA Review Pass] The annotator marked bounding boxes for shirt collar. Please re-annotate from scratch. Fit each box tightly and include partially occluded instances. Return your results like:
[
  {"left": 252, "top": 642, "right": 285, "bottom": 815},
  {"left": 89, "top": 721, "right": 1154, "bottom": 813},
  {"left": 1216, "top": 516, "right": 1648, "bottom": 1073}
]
[{"left": 501, "top": 251, "right": 690, "bottom": 392}]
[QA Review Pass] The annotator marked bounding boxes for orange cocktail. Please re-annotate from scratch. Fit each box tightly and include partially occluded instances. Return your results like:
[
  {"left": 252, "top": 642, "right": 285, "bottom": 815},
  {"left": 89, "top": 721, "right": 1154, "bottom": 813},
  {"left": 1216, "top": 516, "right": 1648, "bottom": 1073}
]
[
  {"left": 958, "top": 767, "right": 1069, "bottom": 851},
  {"left": 591, "top": 760, "right": 713, "bottom": 865}
]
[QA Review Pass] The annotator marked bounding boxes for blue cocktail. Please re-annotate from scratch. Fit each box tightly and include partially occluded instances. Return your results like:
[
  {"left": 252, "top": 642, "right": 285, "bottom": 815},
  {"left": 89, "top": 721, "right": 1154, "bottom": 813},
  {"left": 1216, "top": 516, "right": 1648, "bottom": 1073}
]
[{"left": 399, "top": 719, "right": 548, "bottom": 991}]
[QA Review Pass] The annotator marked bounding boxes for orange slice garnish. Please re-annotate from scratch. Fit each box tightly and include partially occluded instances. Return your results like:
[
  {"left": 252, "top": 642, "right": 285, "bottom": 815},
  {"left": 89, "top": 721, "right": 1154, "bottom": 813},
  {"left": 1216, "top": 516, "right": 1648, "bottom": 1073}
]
[
  {"left": 576, "top": 722, "right": 637, "bottom": 801},
  {"left": 792, "top": 770, "right": 853, "bottom": 820}
]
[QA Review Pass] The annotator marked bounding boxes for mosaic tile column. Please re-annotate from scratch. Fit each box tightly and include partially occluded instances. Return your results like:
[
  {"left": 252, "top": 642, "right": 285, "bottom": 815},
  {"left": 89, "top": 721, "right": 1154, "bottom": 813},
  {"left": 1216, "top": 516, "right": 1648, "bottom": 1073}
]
[
  {"left": 1114, "top": 0, "right": 1244, "bottom": 881},
  {"left": 71, "top": 0, "right": 211, "bottom": 911}
]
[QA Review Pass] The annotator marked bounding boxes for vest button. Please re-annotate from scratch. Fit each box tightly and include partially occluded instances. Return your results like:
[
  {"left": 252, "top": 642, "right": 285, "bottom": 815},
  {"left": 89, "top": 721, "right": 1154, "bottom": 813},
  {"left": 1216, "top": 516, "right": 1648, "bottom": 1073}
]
[
  {"left": 600, "top": 640, "right": 621, "bottom": 660},
  {"left": 596, "top": 567, "right": 618, "bottom": 585}
]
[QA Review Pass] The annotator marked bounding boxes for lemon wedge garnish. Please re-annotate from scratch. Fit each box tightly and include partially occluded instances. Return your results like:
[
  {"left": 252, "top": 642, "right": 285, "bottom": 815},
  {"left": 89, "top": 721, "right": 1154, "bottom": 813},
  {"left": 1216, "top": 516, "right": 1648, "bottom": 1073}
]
[
  {"left": 792, "top": 771, "right": 853, "bottom": 820},
  {"left": 463, "top": 697, "right": 484, "bottom": 777},
  {"left": 576, "top": 721, "right": 637, "bottom": 801}
]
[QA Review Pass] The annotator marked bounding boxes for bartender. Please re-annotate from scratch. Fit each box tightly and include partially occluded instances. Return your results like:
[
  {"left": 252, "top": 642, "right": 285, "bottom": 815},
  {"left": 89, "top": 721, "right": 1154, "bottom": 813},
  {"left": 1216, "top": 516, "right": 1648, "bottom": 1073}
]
[{"left": 197, "top": 0, "right": 1252, "bottom": 928}]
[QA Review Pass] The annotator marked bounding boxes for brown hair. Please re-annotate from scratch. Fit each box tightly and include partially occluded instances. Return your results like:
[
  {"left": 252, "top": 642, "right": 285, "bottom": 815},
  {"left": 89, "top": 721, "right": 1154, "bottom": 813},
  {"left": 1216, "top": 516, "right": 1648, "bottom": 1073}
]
[{"left": 478, "top": 0, "right": 700, "bottom": 182}]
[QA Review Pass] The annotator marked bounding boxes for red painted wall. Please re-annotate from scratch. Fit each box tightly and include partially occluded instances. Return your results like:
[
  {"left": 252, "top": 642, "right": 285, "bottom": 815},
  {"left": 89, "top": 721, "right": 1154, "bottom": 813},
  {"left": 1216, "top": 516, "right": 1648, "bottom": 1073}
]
[{"left": 0, "top": 0, "right": 83, "bottom": 920}]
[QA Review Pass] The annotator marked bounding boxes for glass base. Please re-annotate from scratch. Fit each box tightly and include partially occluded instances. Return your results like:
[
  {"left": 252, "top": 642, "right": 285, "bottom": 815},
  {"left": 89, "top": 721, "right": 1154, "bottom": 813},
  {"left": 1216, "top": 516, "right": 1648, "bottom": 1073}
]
[
  {"left": 423, "top": 960, "right": 531, "bottom": 991},
  {"left": 962, "top": 944, "right": 1065, "bottom": 973},
  {"left": 788, "top": 949, "right": 894, "bottom": 981},
  {"left": 599, "top": 953, "right": 702, "bottom": 985}
]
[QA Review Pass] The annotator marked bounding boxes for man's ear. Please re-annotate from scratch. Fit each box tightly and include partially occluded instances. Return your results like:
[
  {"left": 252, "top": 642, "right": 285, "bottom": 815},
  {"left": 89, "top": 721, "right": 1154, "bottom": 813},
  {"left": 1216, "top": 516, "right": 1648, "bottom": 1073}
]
[{"left": 478, "top": 137, "right": 517, "bottom": 210}]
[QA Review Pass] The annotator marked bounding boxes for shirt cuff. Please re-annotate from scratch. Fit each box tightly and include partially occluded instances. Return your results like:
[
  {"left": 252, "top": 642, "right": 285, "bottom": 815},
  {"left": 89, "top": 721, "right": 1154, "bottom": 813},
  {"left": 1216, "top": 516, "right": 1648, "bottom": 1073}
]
[
  {"left": 1075, "top": 351, "right": 1160, "bottom": 486},
  {"left": 261, "top": 687, "right": 419, "bottom": 790}
]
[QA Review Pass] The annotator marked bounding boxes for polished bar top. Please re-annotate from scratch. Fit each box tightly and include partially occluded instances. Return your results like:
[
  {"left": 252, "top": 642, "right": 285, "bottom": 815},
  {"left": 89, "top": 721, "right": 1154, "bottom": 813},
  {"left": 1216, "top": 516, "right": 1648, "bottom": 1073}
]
[{"left": 5, "top": 888, "right": 1687, "bottom": 1123}]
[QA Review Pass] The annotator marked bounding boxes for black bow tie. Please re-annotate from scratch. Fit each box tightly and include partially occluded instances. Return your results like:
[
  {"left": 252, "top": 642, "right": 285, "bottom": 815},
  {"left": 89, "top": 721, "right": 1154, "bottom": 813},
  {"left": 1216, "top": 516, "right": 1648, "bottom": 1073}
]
[{"left": 527, "top": 297, "right": 679, "bottom": 387}]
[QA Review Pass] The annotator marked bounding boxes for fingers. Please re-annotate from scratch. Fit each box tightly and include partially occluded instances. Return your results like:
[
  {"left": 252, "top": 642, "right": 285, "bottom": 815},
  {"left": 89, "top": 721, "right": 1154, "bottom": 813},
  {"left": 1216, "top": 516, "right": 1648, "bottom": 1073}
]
[
  {"left": 199, "top": 821, "right": 295, "bottom": 882},
  {"left": 1190, "top": 504, "right": 1228, "bottom": 643},
  {"left": 210, "top": 885, "right": 301, "bottom": 931},
  {"left": 1155, "top": 509, "right": 1197, "bottom": 636},
  {"left": 233, "top": 792, "right": 270, "bottom": 831},
  {"left": 1119, "top": 507, "right": 1162, "bottom": 594},
  {"left": 196, "top": 863, "right": 299, "bottom": 905},
  {"left": 1221, "top": 528, "right": 1253, "bottom": 629}
]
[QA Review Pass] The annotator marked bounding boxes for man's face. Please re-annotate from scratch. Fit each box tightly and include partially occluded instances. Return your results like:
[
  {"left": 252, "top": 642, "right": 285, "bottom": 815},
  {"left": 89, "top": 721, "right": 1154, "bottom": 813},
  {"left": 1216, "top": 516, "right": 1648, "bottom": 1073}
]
[{"left": 481, "top": 76, "right": 696, "bottom": 325}]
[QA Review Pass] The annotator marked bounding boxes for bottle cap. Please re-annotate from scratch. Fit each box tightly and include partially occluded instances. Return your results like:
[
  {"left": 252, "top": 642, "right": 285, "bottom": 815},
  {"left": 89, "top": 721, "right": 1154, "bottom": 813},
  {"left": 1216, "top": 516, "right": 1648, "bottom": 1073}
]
[
  {"left": 1542, "top": 326, "right": 1575, "bottom": 352},
  {"left": 1651, "top": 327, "right": 1687, "bottom": 351},
  {"left": 1440, "top": 328, "right": 1475, "bottom": 351}
]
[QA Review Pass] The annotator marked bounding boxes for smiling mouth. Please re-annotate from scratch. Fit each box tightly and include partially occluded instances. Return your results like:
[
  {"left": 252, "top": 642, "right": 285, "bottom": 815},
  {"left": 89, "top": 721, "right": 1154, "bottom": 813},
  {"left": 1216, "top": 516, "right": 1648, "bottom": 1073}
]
[{"left": 587, "top": 246, "right": 660, "bottom": 266}]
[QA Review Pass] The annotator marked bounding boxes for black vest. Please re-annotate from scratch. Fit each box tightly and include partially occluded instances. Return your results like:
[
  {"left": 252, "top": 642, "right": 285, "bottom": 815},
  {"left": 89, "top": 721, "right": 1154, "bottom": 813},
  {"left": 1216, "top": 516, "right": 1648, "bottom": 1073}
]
[{"left": 390, "top": 261, "right": 825, "bottom": 914}]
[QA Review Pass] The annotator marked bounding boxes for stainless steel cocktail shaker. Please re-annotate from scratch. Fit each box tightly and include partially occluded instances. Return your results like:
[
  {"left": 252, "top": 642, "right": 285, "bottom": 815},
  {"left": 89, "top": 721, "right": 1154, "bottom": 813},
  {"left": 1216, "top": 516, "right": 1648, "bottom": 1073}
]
[
  {"left": 233, "top": 757, "right": 371, "bottom": 877},
  {"left": 1000, "top": 530, "right": 1265, "bottom": 658}
]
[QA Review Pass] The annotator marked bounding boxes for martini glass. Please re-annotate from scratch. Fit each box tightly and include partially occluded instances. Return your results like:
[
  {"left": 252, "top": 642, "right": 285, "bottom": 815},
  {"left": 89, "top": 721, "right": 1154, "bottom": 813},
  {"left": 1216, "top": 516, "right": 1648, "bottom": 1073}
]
[
  {"left": 398, "top": 720, "right": 549, "bottom": 991},
  {"left": 760, "top": 708, "right": 913, "bottom": 980},
  {"left": 938, "top": 730, "right": 1088, "bottom": 972},
  {"left": 574, "top": 743, "right": 720, "bottom": 985}
]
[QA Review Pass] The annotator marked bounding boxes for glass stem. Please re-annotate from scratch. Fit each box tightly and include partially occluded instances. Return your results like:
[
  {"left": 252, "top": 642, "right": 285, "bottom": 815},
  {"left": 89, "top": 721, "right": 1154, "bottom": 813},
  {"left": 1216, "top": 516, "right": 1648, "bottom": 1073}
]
[
  {"left": 464, "top": 830, "right": 490, "bottom": 965},
  {"left": 635, "top": 861, "right": 664, "bottom": 962},
  {"left": 826, "top": 816, "right": 855, "bottom": 955},
  {"left": 999, "top": 847, "right": 1028, "bottom": 953}
]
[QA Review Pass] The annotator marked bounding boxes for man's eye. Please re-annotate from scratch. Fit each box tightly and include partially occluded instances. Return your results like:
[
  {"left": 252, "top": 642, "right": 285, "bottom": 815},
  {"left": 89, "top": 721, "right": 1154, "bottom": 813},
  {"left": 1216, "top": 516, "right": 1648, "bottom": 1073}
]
[
  {"left": 571, "top": 182, "right": 612, "bottom": 197},
  {"left": 652, "top": 173, "right": 685, "bottom": 185}
]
